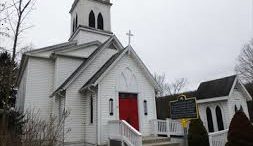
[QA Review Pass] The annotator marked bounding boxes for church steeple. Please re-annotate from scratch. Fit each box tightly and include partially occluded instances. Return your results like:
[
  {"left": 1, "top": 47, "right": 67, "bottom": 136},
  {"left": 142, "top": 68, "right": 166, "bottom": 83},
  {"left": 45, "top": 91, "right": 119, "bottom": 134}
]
[{"left": 69, "top": 0, "right": 113, "bottom": 44}]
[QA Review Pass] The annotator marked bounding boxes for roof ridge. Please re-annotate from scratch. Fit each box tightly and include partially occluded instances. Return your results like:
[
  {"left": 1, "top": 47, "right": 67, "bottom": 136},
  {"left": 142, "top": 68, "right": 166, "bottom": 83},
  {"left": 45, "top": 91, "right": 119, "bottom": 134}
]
[
  {"left": 50, "top": 36, "right": 115, "bottom": 97},
  {"left": 54, "top": 41, "right": 102, "bottom": 53},
  {"left": 80, "top": 48, "right": 127, "bottom": 91},
  {"left": 199, "top": 75, "right": 237, "bottom": 85},
  {"left": 26, "top": 41, "right": 77, "bottom": 54}
]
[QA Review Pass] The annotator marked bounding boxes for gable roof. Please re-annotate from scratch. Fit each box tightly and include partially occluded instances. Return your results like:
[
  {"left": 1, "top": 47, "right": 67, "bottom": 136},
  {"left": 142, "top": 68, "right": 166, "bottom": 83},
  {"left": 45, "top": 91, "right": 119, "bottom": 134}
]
[
  {"left": 80, "top": 45, "right": 161, "bottom": 92},
  {"left": 16, "top": 41, "right": 102, "bottom": 87},
  {"left": 50, "top": 35, "right": 123, "bottom": 97},
  {"left": 27, "top": 41, "right": 101, "bottom": 56},
  {"left": 196, "top": 75, "right": 237, "bottom": 100},
  {"left": 26, "top": 41, "right": 77, "bottom": 55},
  {"left": 157, "top": 75, "right": 238, "bottom": 101},
  {"left": 54, "top": 41, "right": 101, "bottom": 54},
  {"left": 80, "top": 48, "right": 126, "bottom": 91}
]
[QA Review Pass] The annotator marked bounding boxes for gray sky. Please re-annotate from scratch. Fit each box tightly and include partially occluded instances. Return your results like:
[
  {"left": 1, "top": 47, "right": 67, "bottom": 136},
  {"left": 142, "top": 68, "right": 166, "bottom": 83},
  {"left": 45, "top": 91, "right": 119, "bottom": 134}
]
[{"left": 23, "top": 0, "right": 253, "bottom": 91}]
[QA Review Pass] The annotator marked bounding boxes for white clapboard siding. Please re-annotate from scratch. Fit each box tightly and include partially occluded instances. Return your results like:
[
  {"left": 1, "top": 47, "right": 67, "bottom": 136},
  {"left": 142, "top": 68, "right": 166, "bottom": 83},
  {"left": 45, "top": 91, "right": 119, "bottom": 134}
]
[
  {"left": 98, "top": 54, "right": 157, "bottom": 144},
  {"left": 229, "top": 89, "right": 250, "bottom": 121},
  {"left": 83, "top": 91, "right": 97, "bottom": 144},
  {"left": 54, "top": 56, "right": 83, "bottom": 89},
  {"left": 64, "top": 48, "right": 117, "bottom": 144},
  {"left": 16, "top": 66, "right": 28, "bottom": 112},
  {"left": 24, "top": 57, "right": 54, "bottom": 120}
]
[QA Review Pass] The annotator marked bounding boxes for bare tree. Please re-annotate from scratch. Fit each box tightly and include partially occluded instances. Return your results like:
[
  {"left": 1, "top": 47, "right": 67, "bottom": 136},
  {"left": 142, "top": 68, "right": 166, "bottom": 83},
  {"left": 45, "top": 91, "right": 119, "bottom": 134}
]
[
  {"left": 154, "top": 73, "right": 187, "bottom": 97},
  {"left": 169, "top": 78, "right": 187, "bottom": 95},
  {"left": 1, "top": 0, "right": 36, "bottom": 61},
  {"left": 235, "top": 39, "right": 253, "bottom": 83},
  {"left": 0, "top": 108, "right": 71, "bottom": 146}
]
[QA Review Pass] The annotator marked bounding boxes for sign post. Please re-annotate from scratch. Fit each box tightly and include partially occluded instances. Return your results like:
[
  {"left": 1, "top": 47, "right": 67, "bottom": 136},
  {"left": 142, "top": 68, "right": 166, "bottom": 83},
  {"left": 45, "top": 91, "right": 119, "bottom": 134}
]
[{"left": 170, "top": 95, "right": 198, "bottom": 146}]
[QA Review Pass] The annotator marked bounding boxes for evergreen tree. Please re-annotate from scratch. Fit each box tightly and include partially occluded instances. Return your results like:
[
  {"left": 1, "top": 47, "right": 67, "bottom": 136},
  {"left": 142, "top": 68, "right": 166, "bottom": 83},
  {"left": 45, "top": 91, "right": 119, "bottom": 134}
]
[
  {"left": 226, "top": 111, "right": 253, "bottom": 146},
  {"left": 188, "top": 118, "right": 209, "bottom": 146},
  {"left": 0, "top": 51, "right": 18, "bottom": 109}
]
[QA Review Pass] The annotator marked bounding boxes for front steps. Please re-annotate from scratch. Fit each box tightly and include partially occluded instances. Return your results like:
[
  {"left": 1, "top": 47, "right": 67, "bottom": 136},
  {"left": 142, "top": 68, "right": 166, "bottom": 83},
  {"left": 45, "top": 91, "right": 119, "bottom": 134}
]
[
  {"left": 109, "top": 136, "right": 180, "bottom": 146},
  {"left": 142, "top": 137, "right": 180, "bottom": 146}
]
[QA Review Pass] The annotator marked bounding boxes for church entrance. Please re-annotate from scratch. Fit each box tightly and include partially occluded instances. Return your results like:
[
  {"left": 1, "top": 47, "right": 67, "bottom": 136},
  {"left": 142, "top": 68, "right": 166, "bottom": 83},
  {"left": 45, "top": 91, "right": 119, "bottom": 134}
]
[{"left": 119, "top": 93, "right": 139, "bottom": 130}]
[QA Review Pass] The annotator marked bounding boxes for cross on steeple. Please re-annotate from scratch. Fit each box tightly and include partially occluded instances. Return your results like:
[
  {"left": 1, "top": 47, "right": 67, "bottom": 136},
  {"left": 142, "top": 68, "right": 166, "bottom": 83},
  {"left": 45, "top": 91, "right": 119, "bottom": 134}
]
[{"left": 126, "top": 30, "right": 134, "bottom": 45}]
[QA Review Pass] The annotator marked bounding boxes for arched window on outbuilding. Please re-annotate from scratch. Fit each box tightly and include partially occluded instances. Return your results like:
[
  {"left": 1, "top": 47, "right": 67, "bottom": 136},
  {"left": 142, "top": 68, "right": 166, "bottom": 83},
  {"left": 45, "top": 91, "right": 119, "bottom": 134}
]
[
  {"left": 89, "top": 10, "right": 95, "bottom": 28},
  {"left": 240, "top": 105, "right": 244, "bottom": 112},
  {"left": 97, "top": 13, "right": 104, "bottom": 30},
  {"left": 216, "top": 106, "right": 224, "bottom": 131},
  {"left": 234, "top": 105, "right": 238, "bottom": 113},
  {"left": 206, "top": 107, "right": 214, "bottom": 132}
]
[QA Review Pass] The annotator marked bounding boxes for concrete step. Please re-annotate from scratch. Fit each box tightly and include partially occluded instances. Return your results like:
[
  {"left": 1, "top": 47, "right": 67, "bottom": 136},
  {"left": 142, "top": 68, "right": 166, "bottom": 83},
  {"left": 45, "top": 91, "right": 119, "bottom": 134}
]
[
  {"left": 142, "top": 136, "right": 170, "bottom": 144},
  {"left": 143, "top": 141, "right": 180, "bottom": 146}
]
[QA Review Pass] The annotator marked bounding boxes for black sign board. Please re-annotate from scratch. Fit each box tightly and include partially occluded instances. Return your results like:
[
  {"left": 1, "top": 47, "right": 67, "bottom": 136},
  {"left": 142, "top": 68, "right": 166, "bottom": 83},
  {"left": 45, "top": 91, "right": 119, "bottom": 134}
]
[{"left": 170, "top": 95, "right": 198, "bottom": 120}]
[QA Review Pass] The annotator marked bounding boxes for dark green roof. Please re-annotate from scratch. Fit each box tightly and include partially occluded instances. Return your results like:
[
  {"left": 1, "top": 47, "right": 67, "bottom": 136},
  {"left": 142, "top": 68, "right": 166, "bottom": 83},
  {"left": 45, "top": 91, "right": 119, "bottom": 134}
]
[
  {"left": 196, "top": 75, "right": 236, "bottom": 100},
  {"left": 156, "top": 75, "right": 237, "bottom": 119}
]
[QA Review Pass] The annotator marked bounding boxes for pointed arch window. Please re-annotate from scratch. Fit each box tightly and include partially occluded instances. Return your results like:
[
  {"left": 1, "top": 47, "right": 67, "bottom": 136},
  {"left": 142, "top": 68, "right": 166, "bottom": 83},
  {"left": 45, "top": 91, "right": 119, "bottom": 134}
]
[
  {"left": 75, "top": 14, "right": 78, "bottom": 29},
  {"left": 206, "top": 107, "right": 214, "bottom": 132},
  {"left": 90, "top": 95, "right": 93, "bottom": 124},
  {"left": 240, "top": 105, "right": 244, "bottom": 112},
  {"left": 72, "top": 18, "right": 76, "bottom": 33},
  {"left": 235, "top": 105, "right": 238, "bottom": 113},
  {"left": 109, "top": 98, "right": 113, "bottom": 116},
  {"left": 89, "top": 10, "right": 95, "bottom": 28},
  {"left": 97, "top": 13, "right": 104, "bottom": 30},
  {"left": 144, "top": 100, "right": 148, "bottom": 115},
  {"left": 216, "top": 106, "right": 224, "bottom": 131}
]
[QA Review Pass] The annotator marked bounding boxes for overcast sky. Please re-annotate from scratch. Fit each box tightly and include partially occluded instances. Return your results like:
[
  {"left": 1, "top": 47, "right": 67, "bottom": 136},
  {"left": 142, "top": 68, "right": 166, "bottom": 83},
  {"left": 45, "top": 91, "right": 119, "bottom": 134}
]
[{"left": 21, "top": 0, "right": 253, "bottom": 91}]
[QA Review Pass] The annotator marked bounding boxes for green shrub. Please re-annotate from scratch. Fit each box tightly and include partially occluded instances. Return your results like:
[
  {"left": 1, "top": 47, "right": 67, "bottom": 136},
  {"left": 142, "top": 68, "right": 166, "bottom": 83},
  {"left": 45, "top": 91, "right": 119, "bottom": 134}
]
[
  {"left": 226, "top": 111, "right": 253, "bottom": 146},
  {"left": 188, "top": 118, "right": 209, "bottom": 146}
]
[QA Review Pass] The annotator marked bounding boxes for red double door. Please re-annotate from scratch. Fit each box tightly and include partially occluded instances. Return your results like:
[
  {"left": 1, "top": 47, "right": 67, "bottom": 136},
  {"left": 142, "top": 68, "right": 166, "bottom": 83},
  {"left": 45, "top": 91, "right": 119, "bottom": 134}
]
[{"left": 119, "top": 93, "right": 139, "bottom": 131}]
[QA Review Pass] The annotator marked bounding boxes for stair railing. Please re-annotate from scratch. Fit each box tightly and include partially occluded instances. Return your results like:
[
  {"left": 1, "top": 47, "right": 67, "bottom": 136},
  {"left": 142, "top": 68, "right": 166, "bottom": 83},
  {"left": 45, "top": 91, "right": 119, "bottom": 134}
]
[
  {"left": 151, "top": 119, "right": 184, "bottom": 137},
  {"left": 209, "top": 129, "right": 228, "bottom": 146},
  {"left": 108, "top": 120, "right": 142, "bottom": 146}
]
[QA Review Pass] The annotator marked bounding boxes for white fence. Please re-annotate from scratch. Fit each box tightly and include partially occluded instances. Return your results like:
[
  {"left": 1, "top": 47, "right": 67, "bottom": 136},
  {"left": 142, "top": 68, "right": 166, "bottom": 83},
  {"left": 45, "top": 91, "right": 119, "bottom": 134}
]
[
  {"left": 108, "top": 120, "right": 142, "bottom": 146},
  {"left": 108, "top": 119, "right": 228, "bottom": 146},
  {"left": 209, "top": 129, "right": 228, "bottom": 146},
  {"left": 150, "top": 119, "right": 184, "bottom": 137}
]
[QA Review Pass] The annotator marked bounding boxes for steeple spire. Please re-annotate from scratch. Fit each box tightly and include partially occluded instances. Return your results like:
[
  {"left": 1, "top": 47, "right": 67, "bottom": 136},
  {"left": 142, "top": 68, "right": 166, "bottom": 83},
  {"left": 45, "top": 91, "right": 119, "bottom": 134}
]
[{"left": 69, "top": 0, "right": 113, "bottom": 44}]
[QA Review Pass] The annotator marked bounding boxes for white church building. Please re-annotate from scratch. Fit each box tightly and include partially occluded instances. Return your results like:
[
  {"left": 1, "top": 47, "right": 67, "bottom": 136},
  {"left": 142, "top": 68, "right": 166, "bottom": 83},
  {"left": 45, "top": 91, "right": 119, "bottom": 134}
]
[
  {"left": 15, "top": 1, "right": 251, "bottom": 146},
  {"left": 15, "top": 0, "right": 168, "bottom": 146}
]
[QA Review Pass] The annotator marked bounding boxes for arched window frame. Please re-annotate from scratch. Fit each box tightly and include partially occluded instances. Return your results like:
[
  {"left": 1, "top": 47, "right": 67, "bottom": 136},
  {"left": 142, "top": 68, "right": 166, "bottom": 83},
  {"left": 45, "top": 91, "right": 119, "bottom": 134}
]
[
  {"left": 72, "top": 18, "right": 76, "bottom": 33},
  {"left": 144, "top": 100, "right": 148, "bottom": 115},
  {"left": 234, "top": 105, "right": 238, "bottom": 113},
  {"left": 206, "top": 107, "right": 214, "bottom": 132},
  {"left": 75, "top": 14, "right": 78, "bottom": 29},
  {"left": 97, "top": 13, "right": 104, "bottom": 30},
  {"left": 215, "top": 105, "right": 224, "bottom": 131},
  {"left": 89, "top": 10, "right": 95, "bottom": 28},
  {"left": 109, "top": 98, "right": 113, "bottom": 116},
  {"left": 90, "top": 95, "right": 93, "bottom": 124},
  {"left": 240, "top": 105, "right": 244, "bottom": 112}
]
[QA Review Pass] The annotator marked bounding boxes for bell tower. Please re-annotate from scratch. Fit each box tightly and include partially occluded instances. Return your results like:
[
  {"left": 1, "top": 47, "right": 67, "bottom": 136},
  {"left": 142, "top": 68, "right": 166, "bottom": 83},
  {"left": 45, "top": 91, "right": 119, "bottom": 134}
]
[{"left": 69, "top": 0, "right": 113, "bottom": 44}]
